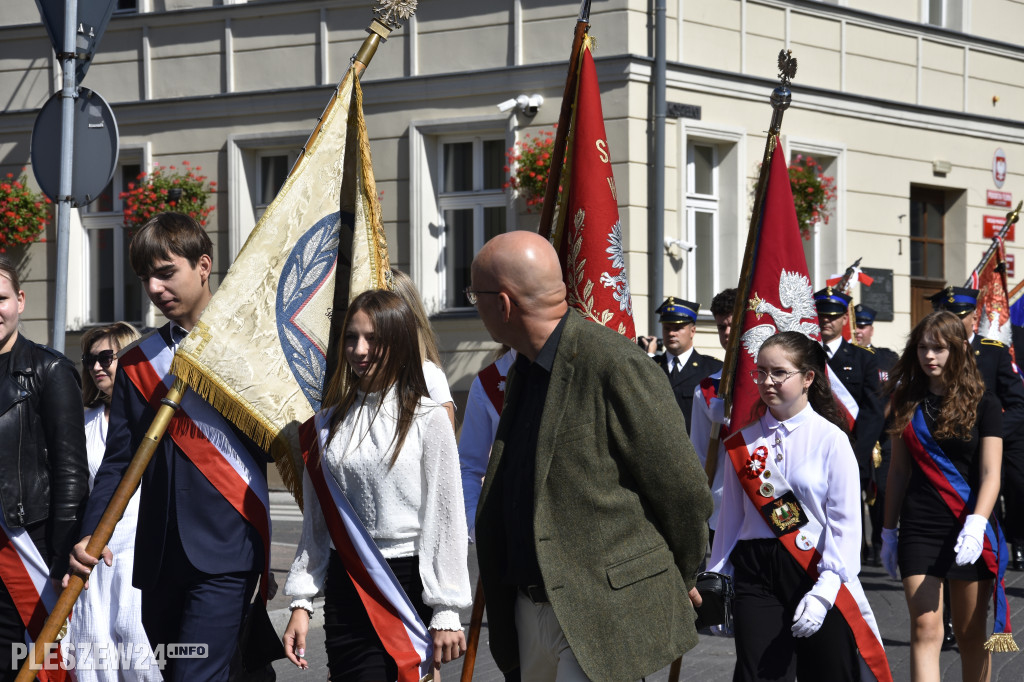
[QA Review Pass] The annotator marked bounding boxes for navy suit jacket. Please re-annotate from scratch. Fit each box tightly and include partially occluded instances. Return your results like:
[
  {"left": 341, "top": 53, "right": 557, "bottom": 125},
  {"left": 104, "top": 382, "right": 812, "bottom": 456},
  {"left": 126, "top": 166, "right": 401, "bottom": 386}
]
[{"left": 81, "top": 324, "right": 270, "bottom": 591}]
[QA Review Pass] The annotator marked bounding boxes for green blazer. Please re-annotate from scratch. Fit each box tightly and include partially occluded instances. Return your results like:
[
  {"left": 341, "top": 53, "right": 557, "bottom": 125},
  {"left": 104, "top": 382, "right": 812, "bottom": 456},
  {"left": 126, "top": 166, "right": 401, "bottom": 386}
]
[{"left": 476, "top": 311, "right": 713, "bottom": 681}]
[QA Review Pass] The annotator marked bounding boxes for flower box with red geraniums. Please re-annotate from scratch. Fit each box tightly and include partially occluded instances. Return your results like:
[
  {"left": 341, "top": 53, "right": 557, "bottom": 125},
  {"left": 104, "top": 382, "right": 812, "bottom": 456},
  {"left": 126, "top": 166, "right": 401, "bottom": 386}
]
[
  {"left": 120, "top": 160, "right": 216, "bottom": 229},
  {"left": 789, "top": 154, "right": 837, "bottom": 240},
  {"left": 0, "top": 171, "right": 50, "bottom": 253},
  {"left": 504, "top": 127, "right": 561, "bottom": 213}
]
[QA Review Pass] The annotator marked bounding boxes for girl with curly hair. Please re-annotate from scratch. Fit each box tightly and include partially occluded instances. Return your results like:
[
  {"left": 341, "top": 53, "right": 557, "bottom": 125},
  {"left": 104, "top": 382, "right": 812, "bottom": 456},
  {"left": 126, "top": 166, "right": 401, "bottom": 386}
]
[{"left": 882, "top": 310, "right": 1010, "bottom": 681}]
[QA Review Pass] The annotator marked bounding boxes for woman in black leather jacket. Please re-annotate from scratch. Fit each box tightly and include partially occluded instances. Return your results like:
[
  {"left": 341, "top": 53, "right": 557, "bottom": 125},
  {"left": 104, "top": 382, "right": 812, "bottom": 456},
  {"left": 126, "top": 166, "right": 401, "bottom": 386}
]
[{"left": 0, "top": 254, "right": 88, "bottom": 679}]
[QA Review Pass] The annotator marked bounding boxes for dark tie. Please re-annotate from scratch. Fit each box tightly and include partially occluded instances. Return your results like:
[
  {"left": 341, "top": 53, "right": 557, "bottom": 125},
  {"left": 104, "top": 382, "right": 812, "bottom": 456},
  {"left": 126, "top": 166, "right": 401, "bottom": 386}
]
[{"left": 671, "top": 359, "right": 681, "bottom": 378}]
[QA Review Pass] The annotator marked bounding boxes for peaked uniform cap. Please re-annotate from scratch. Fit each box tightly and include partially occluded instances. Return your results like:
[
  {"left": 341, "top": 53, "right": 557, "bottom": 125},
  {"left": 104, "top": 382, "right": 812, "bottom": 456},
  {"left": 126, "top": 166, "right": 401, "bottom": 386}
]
[{"left": 656, "top": 297, "right": 699, "bottom": 324}]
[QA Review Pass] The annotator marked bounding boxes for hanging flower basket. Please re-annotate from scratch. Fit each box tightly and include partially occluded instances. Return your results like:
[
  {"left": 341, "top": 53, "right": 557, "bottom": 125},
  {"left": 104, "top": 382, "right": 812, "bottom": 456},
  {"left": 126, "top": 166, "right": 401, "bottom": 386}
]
[
  {"left": 120, "top": 160, "right": 216, "bottom": 229},
  {"left": 789, "top": 155, "right": 836, "bottom": 240},
  {"left": 0, "top": 171, "right": 51, "bottom": 253},
  {"left": 504, "top": 127, "right": 560, "bottom": 213}
]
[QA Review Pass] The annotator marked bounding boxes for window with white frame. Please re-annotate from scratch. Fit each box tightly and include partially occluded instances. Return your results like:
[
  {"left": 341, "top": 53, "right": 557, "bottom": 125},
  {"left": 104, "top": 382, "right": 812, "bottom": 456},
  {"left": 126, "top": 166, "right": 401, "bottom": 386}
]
[
  {"left": 685, "top": 141, "right": 719, "bottom": 310},
  {"left": 785, "top": 141, "right": 844, "bottom": 288},
  {"left": 437, "top": 137, "right": 506, "bottom": 310},
  {"left": 79, "top": 158, "right": 148, "bottom": 325},
  {"left": 227, "top": 133, "right": 305, "bottom": 260},
  {"left": 255, "top": 151, "right": 297, "bottom": 222}
]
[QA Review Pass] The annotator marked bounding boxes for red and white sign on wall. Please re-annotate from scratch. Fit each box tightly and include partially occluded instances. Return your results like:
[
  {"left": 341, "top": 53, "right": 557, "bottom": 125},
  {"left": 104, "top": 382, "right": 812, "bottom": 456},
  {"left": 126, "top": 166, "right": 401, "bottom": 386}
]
[
  {"left": 987, "top": 189, "right": 1013, "bottom": 207},
  {"left": 994, "top": 148, "right": 1008, "bottom": 188},
  {"left": 1006, "top": 253, "right": 1015, "bottom": 278},
  {"left": 984, "top": 215, "right": 1015, "bottom": 241}
]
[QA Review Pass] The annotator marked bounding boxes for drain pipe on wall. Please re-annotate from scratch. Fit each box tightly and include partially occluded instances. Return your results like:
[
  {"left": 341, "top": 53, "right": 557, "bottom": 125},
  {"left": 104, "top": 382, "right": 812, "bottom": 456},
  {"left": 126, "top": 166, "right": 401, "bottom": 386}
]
[{"left": 650, "top": 0, "right": 667, "bottom": 337}]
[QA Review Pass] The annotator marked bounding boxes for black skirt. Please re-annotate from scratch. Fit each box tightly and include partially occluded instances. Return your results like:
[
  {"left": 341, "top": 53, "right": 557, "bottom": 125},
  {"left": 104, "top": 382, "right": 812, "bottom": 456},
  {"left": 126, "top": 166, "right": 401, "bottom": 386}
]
[
  {"left": 323, "top": 550, "right": 434, "bottom": 682},
  {"left": 898, "top": 525, "right": 995, "bottom": 581}
]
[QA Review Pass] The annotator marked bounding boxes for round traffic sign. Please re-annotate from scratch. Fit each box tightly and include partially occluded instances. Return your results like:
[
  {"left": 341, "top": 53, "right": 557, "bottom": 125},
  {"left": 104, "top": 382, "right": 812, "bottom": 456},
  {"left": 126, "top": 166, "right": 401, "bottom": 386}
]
[{"left": 31, "top": 87, "right": 119, "bottom": 206}]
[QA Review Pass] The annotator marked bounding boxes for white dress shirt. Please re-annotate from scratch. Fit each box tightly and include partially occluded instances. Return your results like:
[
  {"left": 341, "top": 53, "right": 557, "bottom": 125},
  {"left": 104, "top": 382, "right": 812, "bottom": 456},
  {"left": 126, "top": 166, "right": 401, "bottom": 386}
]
[
  {"left": 709, "top": 404, "right": 862, "bottom": 606},
  {"left": 823, "top": 336, "right": 843, "bottom": 358},
  {"left": 689, "top": 370, "right": 726, "bottom": 530},
  {"left": 666, "top": 346, "right": 695, "bottom": 373}
]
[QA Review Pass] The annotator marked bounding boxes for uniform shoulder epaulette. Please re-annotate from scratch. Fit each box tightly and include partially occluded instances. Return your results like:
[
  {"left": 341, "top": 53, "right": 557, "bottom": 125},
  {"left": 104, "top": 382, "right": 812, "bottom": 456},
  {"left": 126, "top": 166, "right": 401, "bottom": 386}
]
[
  {"left": 852, "top": 342, "right": 875, "bottom": 354},
  {"left": 980, "top": 338, "right": 1007, "bottom": 348}
]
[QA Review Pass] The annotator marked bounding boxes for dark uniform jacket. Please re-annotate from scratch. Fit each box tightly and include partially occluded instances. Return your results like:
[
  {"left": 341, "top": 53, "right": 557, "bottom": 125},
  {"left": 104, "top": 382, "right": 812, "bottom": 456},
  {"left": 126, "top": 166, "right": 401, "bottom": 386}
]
[
  {"left": 972, "top": 335, "right": 1024, "bottom": 450},
  {"left": 476, "top": 311, "right": 713, "bottom": 681},
  {"left": 827, "top": 339, "right": 886, "bottom": 481},
  {"left": 654, "top": 349, "right": 723, "bottom": 433}
]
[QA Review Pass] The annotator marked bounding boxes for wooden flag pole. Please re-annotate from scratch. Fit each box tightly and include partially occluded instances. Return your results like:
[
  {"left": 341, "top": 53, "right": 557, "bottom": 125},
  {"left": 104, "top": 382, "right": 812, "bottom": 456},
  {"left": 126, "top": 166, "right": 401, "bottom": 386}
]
[
  {"left": 459, "top": 577, "right": 487, "bottom": 682},
  {"left": 702, "top": 50, "right": 798, "bottom": 490},
  {"left": 537, "top": 0, "right": 592, "bottom": 239},
  {"left": 16, "top": 380, "right": 186, "bottom": 682}
]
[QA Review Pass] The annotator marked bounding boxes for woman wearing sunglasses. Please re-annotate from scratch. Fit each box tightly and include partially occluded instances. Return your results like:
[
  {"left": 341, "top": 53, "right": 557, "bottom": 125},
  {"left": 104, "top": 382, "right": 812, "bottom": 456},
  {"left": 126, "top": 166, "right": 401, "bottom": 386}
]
[
  {"left": 0, "top": 255, "right": 88, "bottom": 679},
  {"left": 65, "top": 322, "right": 162, "bottom": 681}
]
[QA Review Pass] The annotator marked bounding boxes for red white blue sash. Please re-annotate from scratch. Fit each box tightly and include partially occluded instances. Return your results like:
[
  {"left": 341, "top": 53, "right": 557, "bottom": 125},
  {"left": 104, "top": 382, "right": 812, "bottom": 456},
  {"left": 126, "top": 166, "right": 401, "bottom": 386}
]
[
  {"left": 725, "top": 428, "right": 893, "bottom": 682},
  {"left": 902, "top": 408, "right": 1018, "bottom": 651},
  {"left": 299, "top": 412, "right": 432, "bottom": 682},
  {"left": 121, "top": 332, "right": 271, "bottom": 601},
  {"left": 0, "top": 514, "right": 67, "bottom": 681}
]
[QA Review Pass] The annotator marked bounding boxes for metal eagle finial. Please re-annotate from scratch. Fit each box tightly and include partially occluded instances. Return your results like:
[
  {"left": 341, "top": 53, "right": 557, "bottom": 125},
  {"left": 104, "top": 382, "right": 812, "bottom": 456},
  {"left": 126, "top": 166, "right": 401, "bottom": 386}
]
[
  {"left": 777, "top": 50, "right": 797, "bottom": 87},
  {"left": 373, "top": 0, "right": 418, "bottom": 30}
]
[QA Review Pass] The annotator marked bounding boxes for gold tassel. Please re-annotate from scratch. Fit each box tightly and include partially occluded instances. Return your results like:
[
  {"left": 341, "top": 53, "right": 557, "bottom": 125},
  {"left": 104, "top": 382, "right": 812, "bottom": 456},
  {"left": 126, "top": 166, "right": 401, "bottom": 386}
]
[{"left": 984, "top": 632, "right": 1019, "bottom": 653}]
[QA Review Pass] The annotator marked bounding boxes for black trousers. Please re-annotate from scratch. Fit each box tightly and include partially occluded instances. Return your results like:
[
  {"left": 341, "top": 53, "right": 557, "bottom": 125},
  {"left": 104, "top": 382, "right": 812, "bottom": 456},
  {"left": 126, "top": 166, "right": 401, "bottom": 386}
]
[
  {"left": 731, "top": 539, "right": 859, "bottom": 682},
  {"left": 1001, "top": 449, "right": 1024, "bottom": 544},
  {"left": 141, "top": 524, "right": 258, "bottom": 682},
  {"left": 0, "top": 579, "right": 25, "bottom": 682}
]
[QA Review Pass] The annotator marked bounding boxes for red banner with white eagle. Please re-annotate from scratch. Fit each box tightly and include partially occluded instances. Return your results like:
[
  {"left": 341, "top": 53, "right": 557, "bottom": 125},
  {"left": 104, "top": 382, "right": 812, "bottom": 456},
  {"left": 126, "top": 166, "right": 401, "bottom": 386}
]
[
  {"left": 549, "top": 38, "right": 637, "bottom": 339},
  {"left": 727, "top": 138, "right": 821, "bottom": 429}
]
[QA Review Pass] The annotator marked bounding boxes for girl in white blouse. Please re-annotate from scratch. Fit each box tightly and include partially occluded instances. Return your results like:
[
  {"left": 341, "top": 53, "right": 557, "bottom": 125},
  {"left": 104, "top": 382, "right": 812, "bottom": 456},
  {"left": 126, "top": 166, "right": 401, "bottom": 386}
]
[
  {"left": 282, "top": 290, "right": 472, "bottom": 678},
  {"left": 709, "top": 331, "right": 886, "bottom": 681}
]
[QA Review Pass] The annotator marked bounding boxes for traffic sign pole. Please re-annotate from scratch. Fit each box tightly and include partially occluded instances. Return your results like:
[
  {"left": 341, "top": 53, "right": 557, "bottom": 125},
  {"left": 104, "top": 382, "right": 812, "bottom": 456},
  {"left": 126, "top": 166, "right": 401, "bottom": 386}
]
[{"left": 53, "top": 0, "right": 78, "bottom": 353}]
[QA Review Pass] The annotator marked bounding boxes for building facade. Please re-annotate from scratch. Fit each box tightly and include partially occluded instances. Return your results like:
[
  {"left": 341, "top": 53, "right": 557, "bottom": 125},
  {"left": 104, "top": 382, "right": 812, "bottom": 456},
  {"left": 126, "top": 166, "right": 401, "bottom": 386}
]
[{"left": 2, "top": 0, "right": 1024, "bottom": 399}]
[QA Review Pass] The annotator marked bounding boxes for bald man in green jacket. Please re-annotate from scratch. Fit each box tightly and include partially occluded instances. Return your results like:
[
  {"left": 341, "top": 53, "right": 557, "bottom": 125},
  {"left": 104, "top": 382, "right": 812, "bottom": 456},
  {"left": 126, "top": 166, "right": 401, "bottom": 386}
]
[{"left": 469, "top": 231, "right": 713, "bottom": 681}]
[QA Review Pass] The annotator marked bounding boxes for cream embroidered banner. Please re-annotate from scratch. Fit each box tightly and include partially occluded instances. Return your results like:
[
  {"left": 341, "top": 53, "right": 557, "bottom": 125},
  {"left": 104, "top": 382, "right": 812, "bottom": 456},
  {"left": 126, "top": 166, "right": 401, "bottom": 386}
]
[{"left": 171, "top": 71, "right": 390, "bottom": 500}]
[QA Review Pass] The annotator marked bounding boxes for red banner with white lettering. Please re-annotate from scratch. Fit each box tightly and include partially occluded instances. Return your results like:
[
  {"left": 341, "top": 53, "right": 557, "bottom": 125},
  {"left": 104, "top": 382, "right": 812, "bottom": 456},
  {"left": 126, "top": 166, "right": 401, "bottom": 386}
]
[{"left": 550, "top": 38, "right": 637, "bottom": 339}]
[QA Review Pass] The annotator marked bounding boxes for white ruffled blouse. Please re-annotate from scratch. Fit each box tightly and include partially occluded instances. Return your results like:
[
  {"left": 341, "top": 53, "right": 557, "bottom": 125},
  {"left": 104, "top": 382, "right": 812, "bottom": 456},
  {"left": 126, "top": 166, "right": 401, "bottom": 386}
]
[{"left": 284, "top": 388, "right": 472, "bottom": 631}]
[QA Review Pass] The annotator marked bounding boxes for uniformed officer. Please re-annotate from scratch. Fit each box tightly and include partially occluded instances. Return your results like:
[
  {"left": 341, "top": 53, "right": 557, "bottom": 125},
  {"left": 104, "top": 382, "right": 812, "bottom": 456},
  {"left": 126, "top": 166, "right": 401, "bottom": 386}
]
[
  {"left": 853, "top": 303, "right": 898, "bottom": 567},
  {"left": 814, "top": 289, "right": 886, "bottom": 480},
  {"left": 931, "top": 285, "right": 1024, "bottom": 572},
  {"left": 853, "top": 304, "right": 899, "bottom": 381},
  {"left": 815, "top": 288, "right": 886, "bottom": 565},
  {"left": 650, "top": 297, "right": 722, "bottom": 433}
]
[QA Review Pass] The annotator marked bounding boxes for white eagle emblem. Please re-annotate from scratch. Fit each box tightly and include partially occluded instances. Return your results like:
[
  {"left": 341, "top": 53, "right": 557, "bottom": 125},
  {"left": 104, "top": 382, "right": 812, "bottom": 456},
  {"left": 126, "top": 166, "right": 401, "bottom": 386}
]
[
  {"left": 599, "top": 220, "right": 633, "bottom": 316},
  {"left": 740, "top": 269, "right": 820, "bottom": 361}
]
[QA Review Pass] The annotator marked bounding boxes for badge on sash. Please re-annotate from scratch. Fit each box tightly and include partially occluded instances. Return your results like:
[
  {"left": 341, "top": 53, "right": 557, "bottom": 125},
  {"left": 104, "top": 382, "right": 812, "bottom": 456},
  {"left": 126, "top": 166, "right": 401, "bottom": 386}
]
[
  {"left": 759, "top": 491, "right": 808, "bottom": 537},
  {"left": 746, "top": 446, "right": 769, "bottom": 478}
]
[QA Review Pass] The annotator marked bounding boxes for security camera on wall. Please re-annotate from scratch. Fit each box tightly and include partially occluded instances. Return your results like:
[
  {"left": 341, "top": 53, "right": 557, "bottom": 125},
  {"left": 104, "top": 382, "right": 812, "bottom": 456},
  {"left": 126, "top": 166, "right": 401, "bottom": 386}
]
[{"left": 496, "top": 94, "right": 545, "bottom": 116}]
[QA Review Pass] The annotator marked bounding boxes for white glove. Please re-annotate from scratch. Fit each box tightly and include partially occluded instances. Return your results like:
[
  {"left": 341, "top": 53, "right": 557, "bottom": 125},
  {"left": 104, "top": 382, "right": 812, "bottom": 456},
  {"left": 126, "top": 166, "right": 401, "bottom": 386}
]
[
  {"left": 791, "top": 593, "right": 830, "bottom": 638},
  {"left": 954, "top": 514, "right": 988, "bottom": 566},
  {"left": 881, "top": 527, "right": 899, "bottom": 580}
]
